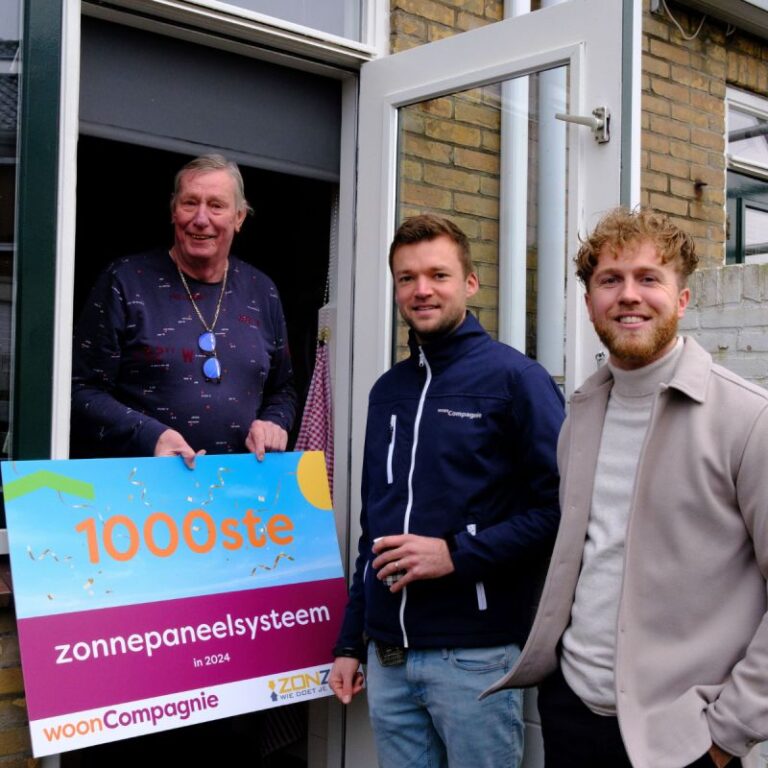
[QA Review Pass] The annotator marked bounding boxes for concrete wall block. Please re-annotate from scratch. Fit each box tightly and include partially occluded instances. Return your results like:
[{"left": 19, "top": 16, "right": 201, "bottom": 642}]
[
  {"left": 698, "top": 306, "right": 768, "bottom": 329},
  {"left": 715, "top": 356, "right": 768, "bottom": 382},
  {"left": 689, "top": 329, "right": 738, "bottom": 353},
  {"left": 721, "top": 265, "right": 743, "bottom": 304},
  {"left": 738, "top": 331, "right": 768, "bottom": 353},
  {"left": 678, "top": 312, "right": 700, "bottom": 331},
  {"left": 690, "top": 268, "right": 720, "bottom": 307}
]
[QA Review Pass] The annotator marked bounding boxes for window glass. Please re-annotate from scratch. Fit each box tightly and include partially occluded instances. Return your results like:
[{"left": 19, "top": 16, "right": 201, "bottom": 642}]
[
  {"left": 726, "top": 88, "right": 768, "bottom": 264},
  {"left": 745, "top": 203, "right": 768, "bottom": 264},
  {"left": 395, "top": 65, "right": 570, "bottom": 384},
  {"left": 0, "top": 4, "right": 19, "bottom": 458},
  {"left": 212, "top": 0, "right": 362, "bottom": 41}
]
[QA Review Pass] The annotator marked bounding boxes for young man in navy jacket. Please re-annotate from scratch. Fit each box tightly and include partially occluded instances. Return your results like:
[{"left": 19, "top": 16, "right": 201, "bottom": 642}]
[{"left": 329, "top": 214, "right": 565, "bottom": 768}]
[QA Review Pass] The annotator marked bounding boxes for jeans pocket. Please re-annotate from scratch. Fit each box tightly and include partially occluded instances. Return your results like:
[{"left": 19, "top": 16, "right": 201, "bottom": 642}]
[{"left": 449, "top": 645, "right": 514, "bottom": 673}]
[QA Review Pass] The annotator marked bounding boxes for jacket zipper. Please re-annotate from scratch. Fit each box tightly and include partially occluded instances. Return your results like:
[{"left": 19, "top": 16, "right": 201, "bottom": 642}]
[
  {"left": 399, "top": 347, "right": 432, "bottom": 648},
  {"left": 386, "top": 414, "right": 397, "bottom": 485},
  {"left": 466, "top": 523, "right": 488, "bottom": 611}
]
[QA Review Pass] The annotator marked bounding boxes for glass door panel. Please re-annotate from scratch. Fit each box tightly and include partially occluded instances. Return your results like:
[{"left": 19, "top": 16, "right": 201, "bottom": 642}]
[{"left": 395, "top": 65, "right": 569, "bottom": 385}]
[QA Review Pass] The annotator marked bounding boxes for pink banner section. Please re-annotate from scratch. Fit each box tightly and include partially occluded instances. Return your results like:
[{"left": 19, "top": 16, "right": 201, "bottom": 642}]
[{"left": 18, "top": 578, "right": 348, "bottom": 721}]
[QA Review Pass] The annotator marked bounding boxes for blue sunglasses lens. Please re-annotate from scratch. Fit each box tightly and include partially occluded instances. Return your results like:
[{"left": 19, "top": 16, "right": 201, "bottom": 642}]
[
  {"left": 202, "top": 356, "right": 222, "bottom": 381},
  {"left": 198, "top": 331, "right": 216, "bottom": 354}
]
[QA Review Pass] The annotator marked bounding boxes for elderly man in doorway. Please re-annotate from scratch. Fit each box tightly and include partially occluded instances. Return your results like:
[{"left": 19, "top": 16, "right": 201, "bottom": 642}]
[
  {"left": 486, "top": 207, "right": 768, "bottom": 768},
  {"left": 71, "top": 153, "right": 296, "bottom": 464}
]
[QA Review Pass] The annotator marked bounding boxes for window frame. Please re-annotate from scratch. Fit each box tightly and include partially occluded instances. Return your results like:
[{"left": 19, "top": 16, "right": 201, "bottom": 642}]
[{"left": 726, "top": 87, "right": 768, "bottom": 264}]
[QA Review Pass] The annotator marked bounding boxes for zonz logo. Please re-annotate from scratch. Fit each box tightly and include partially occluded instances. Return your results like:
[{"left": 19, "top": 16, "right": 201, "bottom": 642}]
[{"left": 269, "top": 669, "right": 331, "bottom": 701}]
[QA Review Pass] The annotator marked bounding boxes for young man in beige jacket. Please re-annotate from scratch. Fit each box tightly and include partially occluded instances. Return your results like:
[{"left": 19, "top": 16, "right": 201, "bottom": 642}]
[{"left": 486, "top": 208, "right": 768, "bottom": 768}]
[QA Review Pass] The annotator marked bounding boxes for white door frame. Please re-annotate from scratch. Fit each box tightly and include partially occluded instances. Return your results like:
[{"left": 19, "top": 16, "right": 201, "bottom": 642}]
[{"left": 347, "top": 2, "right": 639, "bottom": 763}]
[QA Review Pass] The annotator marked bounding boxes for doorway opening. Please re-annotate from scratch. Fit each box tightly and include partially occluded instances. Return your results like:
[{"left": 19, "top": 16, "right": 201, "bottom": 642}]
[
  {"left": 71, "top": 134, "right": 336, "bottom": 452},
  {"left": 64, "top": 134, "right": 335, "bottom": 766}
]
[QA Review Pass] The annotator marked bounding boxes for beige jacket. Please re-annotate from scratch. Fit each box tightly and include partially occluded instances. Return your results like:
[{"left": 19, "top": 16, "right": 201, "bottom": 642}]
[{"left": 485, "top": 338, "right": 768, "bottom": 768}]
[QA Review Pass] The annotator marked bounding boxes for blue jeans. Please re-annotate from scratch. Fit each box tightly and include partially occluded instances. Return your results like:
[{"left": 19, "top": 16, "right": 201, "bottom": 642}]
[{"left": 365, "top": 642, "right": 523, "bottom": 768}]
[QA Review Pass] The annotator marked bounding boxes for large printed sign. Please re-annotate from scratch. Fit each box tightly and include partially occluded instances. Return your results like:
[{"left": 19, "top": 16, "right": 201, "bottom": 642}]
[{"left": 1, "top": 452, "right": 348, "bottom": 756}]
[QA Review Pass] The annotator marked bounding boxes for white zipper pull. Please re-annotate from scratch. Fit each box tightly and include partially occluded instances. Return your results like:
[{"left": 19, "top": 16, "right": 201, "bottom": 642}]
[{"left": 418, "top": 347, "right": 426, "bottom": 367}]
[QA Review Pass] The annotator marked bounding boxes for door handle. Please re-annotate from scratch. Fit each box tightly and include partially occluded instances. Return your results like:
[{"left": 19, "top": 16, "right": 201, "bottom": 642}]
[{"left": 555, "top": 106, "right": 610, "bottom": 143}]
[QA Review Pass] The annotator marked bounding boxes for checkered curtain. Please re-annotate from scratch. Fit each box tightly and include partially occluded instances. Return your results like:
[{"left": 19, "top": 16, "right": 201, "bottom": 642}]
[{"left": 294, "top": 316, "right": 334, "bottom": 502}]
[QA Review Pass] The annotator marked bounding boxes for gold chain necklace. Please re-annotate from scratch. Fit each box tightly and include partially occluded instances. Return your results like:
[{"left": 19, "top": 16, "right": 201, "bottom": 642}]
[{"left": 175, "top": 260, "right": 229, "bottom": 333}]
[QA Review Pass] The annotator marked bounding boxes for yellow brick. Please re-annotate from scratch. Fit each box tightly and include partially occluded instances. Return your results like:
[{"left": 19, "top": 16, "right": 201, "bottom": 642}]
[
  {"left": 419, "top": 97, "right": 454, "bottom": 119},
  {"left": 423, "top": 164, "right": 481, "bottom": 193},
  {"left": 477, "top": 262, "right": 499, "bottom": 287},
  {"left": 484, "top": 0, "right": 503, "bottom": 22},
  {"left": 642, "top": 171, "right": 668, "bottom": 193},
  {"left": 642, "top": 132, "right": 671, "bottom": 154},
  {"left": 650, "top": 77, "right": 690, "bottom": 105},
  {"left": 401, "top": 109, "right": 425, "bottom": 135},
  {"left": 403, "top": 134, "right": 452, "bottom": 164},
  {"left": 454, "top": 100, "right": 500, "bottom": 130},
  {"left": 690, "top": 127, "right": 723, "bottom": 152},
  {"left": 643, "top": 54, "right": 671, "bottom": 78},
  {"left": 0, "top": 669, "right": 23, "bottom": 696},
  {"left": 425, "top": 118, "right": 482, "bottom": 147},
  {"left": 446, "top": 214, "right": 481, "bottom": 238},
  {"left": 649, "top": 153, "right": 689, "bottom": 179},
  {"left": 0, "top": 726, "right": 31, "bottom": 756},
  {"left": 687, "top": 164, "right": 724, "bottom": 188},
  {"left": 428, "top": 23, "right": 456, "bottom": 42},
  {"left": 669, "top": 140, "right": 708, "bottom": 165},
  {"left": 643, "top": 94, "right": 672, "bottom": 117},
  {"left": 393, "top": 0, "right": 455, "bottom": 26},
  {"left": 482, "top": 130, "right": 500, "bottom": 152},
  {"left": 689, "top": 90, "right": 723, "bottom": 116},
  {"left": 454, "top": 192, "right": 499, "bottom": 218},
  {"left": 480, "top": 176, "right": 499, "bottom": 197},
  {"left": 476, "top": 307, "right": 498, "bottom": 337},
  {"left": 649, "top": 39, "right": 691, "bottom": 67},
  {"left": 401, "top": 158, "right": 423, "bottom": 182},
  {"left": 0, "top": 639, "right": 20, "bottom": 668},
  {"left": 649, "top": 193, "right": 688, "bottom": 216},
  {"left": 670, "top": 178, "right": 696, "bottom": 198},
  {"left": 401, "top": 182, "right": 453, "bottom": 210},
  {"left": 644, "top": 14, "right": 670, "bottom": 40},
  {"left": 669, "top": 103, "right": 708, "bottom": 129},
  {"left": 391, "top": 10, "right": 427, "bottom": 40},
  {"left": 472, "top": 241, "right": 499, "bottom": 265},
  {"left": 456, "top": 11, "right": 488, "bottom": 31},
  {"left": 670, "top": 65, "right": 710, "bottom": 92},
  {"left": 454, "top": 147, "right": 499, "bottom": 174},
  {"left": 649, "top": 114, "right": 690, "bottom": 141},
  {"left": 689, "top": 200, "right": 726, "bottom": 223},
  {"left": 480, "top": 219, "right": 499, "bottom": 242}
]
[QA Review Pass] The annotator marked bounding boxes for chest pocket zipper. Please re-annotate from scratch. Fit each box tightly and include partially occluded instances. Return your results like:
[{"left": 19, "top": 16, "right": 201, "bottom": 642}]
[{"left": 386, "top": 414, "right": 397, "bottom": 485}]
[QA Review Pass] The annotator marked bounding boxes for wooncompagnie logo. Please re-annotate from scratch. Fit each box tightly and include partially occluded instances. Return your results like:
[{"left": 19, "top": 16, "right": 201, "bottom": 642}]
[
  {"left": 41, "top": 690, "right": 220, "bottom": 744},
  {"left": 267, "top": 668, "right": 331, "bottom": 703}
]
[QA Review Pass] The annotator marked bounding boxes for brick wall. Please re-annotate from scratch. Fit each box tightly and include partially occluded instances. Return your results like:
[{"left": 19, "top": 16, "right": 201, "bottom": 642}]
[
  {"left": 0, "top": 606, "right": 34, "bottom": 768},
  {"left": 642, "top": 1, "right": 768, "bottom": 389},
  {"left": 681, "top": 264, "right": 768, "bottom": 387},
  {"left": 641, "top": 0, "right": 768, "bottom": 267}
]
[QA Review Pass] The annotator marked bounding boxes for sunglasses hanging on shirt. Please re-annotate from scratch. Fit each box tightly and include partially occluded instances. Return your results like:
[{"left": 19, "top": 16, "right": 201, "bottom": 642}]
[{"left": 174, "top": 254, "right": 228, "bottom": 384}]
